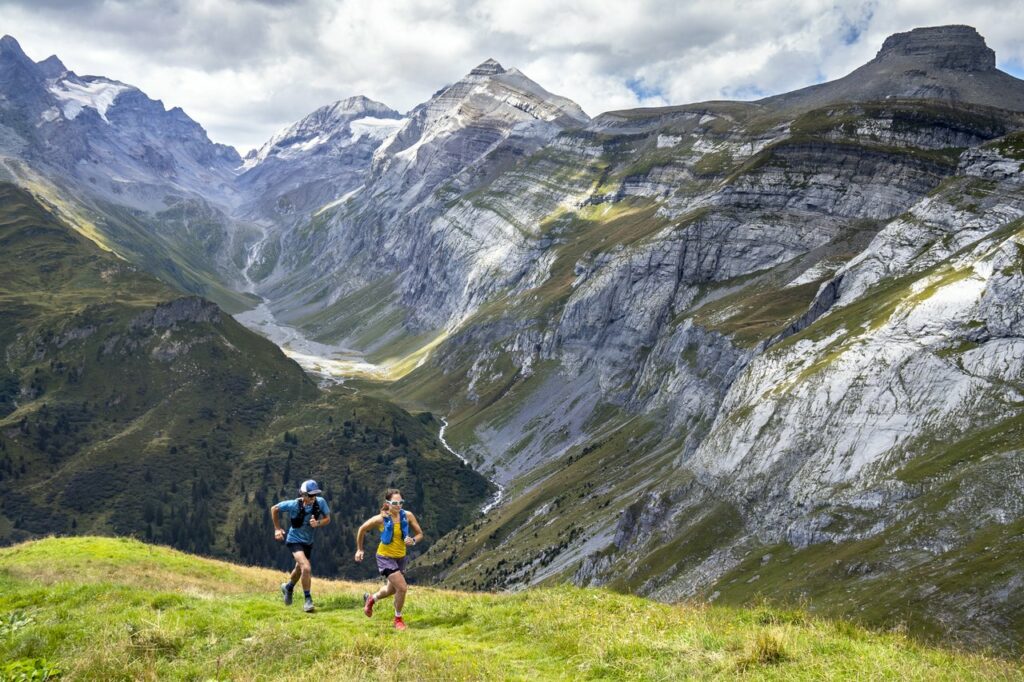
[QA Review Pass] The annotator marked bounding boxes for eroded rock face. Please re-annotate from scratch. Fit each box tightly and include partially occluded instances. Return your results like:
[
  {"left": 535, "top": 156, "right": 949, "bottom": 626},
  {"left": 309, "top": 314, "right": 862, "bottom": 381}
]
[
  {"left": 130, "top": 297, "right": 222, "bottom": 330},
  {"left": 253, "top": 59, "right": 593, "bottom": 333},
  {"left": 236, "top": 96, "right": 404, "bottom": 224},
  {"left": 876, "top": 25, "right": 995, "bottom": 72},
  {"left": 669, "top": 150, "right": 1024, "bottom": 575}
]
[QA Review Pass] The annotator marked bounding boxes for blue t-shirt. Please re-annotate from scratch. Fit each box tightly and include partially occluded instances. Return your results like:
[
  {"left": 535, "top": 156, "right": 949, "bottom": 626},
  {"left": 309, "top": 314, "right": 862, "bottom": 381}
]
[{"left": 277, "top": 497, "right": 330, "bottom": 545}]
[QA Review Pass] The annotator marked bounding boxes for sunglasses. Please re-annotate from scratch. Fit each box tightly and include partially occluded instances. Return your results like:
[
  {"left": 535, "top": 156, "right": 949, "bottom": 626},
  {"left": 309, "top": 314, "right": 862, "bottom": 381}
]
[{"left": 387, "top": 500, "right": 405, "bottom": 506}]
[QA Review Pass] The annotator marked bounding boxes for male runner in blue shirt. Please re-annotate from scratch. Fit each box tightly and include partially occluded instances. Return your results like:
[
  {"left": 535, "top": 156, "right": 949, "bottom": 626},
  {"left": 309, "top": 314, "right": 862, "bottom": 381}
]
[{"left": 271, "top": 479, "right": 331, "bottom": 612}]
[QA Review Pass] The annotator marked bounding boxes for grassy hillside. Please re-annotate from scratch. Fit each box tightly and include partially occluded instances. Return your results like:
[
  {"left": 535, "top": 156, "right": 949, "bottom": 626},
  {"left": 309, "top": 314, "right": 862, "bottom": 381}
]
[
  {"left": 0, "top": 183, "right": 490, "bottom": 577},
  {"left": 4, "top": 160, "right": 258, "bottom": 314},
  {"left": 1, "top": 537, "right": 1021, "bottom": 681}
]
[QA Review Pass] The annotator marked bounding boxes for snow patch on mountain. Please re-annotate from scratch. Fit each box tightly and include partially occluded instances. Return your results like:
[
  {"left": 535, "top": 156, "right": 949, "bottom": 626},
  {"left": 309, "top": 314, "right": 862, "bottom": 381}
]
[
  {"left": 240, "top": 116, "right": 404, "bottom": 170},
  {"left": 349, "top": 116, "right": 406, "bottom": 142},
  {"left": 314, "top": 184, "right": 365, "bottom": 216},
  {"left": 47, "top": 77, "right": 130, "bottom": 123},
  {"left": 241, "top": 97, "right": 402, "bottom": 171}
]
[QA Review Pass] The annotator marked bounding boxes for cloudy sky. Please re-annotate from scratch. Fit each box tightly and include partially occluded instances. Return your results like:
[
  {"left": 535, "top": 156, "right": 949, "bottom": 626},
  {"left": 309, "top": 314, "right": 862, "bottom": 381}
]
[{"left": 3, "top": 0, "right": 1023, "bottom": 152}]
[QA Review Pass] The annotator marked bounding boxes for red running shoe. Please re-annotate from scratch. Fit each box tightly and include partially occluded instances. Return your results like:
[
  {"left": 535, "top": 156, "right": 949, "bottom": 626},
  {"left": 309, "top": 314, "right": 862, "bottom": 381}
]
[
  {"left": 363, "top": 592, "right": 374, "bottom": 617},
  {"left": 393, "top": 616, "right": 407, "bottom": 631}
]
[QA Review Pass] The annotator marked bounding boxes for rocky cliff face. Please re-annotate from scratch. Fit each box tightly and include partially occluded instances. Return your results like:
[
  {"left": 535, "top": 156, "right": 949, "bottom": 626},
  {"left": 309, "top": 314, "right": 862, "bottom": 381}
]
[
  {"left": 250, "top": 59, "right": 593, "bottom": 353},
  {"left": 234, "top": 95, "right": 405, "bottom": 286},
  {"left": 237, "top": 98, "right": 402, "bottom": 217},
  {"left": 340, "top": 28, "right": 1024, "bottom": 651},
  {"left": 877, "top": 25, "right": 995, "bottom": 71}
]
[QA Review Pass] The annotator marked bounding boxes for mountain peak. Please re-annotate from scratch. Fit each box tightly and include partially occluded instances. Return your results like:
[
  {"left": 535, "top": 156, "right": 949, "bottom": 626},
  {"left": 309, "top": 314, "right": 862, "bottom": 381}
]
[
  {"left": 329, "top": 95, "right": 399, "bottom": 117},
  {"left": 36, "top": 55, "right": 67, "bottom": 79},
  {"left": 756, "top": 24, "right": 1024, "bottom": 113},
  {"left": 0, "top": 34, "right": 31, "bottom": 62},
  {"left": 469, "top": 58, "right": 505, "bottom": 76},
  {"left": 338, "top": 94, "right": 375, "bottom": 108},
  {"left": 875, "top": 25, "right": 995, "bottom": 72},
  {"left": 0, "top": 34, "right": 23, "bottom": 51}
]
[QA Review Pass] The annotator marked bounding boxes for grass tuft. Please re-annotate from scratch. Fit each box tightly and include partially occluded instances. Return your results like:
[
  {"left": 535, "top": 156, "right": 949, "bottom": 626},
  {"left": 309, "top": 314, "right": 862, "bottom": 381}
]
[{"left": 737, "top": 630, "right": 791, "bottom": 669}]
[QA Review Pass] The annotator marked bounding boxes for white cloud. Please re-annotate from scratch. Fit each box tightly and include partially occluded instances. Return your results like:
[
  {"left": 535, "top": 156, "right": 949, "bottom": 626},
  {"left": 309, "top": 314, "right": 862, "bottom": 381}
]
[{"left": 1, "top": 0, "right": 1022, "bottom": 151}]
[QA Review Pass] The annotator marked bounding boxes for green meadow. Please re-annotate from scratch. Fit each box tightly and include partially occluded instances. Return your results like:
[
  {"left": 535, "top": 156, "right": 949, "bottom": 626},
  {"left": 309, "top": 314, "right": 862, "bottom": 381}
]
[{"left": 1, "top": 537, "right": 1021, "bottom": 680}]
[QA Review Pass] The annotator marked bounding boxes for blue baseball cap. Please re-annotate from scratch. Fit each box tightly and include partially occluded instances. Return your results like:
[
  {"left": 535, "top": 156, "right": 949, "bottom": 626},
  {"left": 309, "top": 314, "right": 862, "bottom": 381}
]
[{"left": 299, "top": 479, "right": 322, "bottom": 496}]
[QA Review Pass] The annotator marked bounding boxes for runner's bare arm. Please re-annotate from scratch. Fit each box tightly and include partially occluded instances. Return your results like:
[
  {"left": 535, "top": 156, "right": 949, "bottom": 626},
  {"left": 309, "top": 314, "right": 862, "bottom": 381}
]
[
  {"left": 270, "top": 503, "right": 285, "bottom": 541},
  {"left": 405, "top": 511, "right": 424, "bottom": 545},
  {"left": 354, "top": 514, "right": 383, "bottom": 561}
]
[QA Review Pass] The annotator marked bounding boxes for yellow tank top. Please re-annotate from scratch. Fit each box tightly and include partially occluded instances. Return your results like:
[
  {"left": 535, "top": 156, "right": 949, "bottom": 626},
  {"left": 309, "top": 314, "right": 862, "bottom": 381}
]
[{"left": 376, "top": 516, "right": 407, "bottom": 558}]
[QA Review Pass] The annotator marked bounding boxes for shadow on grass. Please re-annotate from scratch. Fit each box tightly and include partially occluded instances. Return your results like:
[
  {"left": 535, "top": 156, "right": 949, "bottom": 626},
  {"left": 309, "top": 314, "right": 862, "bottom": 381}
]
[
  {"left": 408, "top": 610, "right": 472, "bottom": 629},
  {"left": 314, "top": 594, "right": 365, "bottom": 612}
]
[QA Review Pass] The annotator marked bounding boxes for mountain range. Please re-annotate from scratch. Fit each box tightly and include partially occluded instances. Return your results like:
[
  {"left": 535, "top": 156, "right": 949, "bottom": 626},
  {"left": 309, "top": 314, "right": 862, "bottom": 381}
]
[{"left": 1, "top": 24, "right": 1023, "bottom": 652}]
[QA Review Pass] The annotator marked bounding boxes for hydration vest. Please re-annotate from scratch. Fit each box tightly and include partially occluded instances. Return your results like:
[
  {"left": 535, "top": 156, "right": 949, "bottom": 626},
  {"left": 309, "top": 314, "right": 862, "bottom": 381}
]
[
  {"left": 291, "top": 498, "right": 322, "bottom": 529},
  {"left": 380, "top": 509, "right": 409, "bottom": 545}
]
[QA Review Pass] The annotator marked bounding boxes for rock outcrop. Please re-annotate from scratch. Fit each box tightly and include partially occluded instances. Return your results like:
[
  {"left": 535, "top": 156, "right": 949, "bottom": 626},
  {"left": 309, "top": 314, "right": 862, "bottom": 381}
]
[{"left": 763, "top": 25, "right": 1024, "bottom": 113}]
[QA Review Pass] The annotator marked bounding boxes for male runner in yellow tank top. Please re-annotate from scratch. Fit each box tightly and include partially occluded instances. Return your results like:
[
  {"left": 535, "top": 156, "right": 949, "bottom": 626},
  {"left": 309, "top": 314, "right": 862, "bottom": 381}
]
[{"left": 355, "top": 488, "right": 424, "bottom": 630}]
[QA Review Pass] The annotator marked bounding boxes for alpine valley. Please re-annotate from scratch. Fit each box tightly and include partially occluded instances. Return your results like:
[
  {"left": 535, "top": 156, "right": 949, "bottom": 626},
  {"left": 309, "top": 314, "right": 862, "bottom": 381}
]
[{"left": 2, "top": 24, "right": 1023, "bottom": 654}]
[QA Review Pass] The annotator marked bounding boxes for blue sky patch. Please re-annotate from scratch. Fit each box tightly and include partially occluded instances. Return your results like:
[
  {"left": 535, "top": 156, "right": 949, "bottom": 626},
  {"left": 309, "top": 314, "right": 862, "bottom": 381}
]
[
  {"left": 1003, "top": 60, "right": 1024, "bottom": 79},
  {"left": 626, "top": 77, "right": 665, "bottom": 101}
]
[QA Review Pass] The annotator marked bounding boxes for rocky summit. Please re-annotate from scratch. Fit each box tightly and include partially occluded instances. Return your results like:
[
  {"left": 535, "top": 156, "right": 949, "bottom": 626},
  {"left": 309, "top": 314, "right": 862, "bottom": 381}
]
[
  {"left": 876, "top": 25, "right": 995, "bottom": 71},
  {"left": 1, "top": 23, "right": 1023, "bottom": 655},
  {"left": 763, "top": 24, "right": 1024, "bottom": 113}
]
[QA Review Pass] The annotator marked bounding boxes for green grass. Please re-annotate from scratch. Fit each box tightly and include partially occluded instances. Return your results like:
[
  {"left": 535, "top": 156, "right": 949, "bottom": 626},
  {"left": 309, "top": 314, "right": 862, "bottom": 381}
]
[
  {"left": 297, "top": 275, "right": 401, "bottom": 345},
  {"left": 989, "top": 130, "right": 1024, "bottom": 161},
  {"left": 1, "top": 537, "right": 1020, "bottom": 681},
  {"left": 692, "top": 150, "right": 736, "bottom": 176},
  {"left": 606, "top": 503, "right": 744, "bottom": 594},
  {"left": 691, "top": 279, "right": 824, "bottom": 348},
  {"left": 708, "top": 511, "right": 1024, "bottom": 654},
  {"left": 789, "top": 100, "right": 1015, "bottom": 141},
  {"left": 896, "top": 411, "right": 1024, "bottom": 484},
  {"left": 616, "top": 147, "right": 684, "bottom": 179},
  {"left": 87, "top": 195, "right": 257, "bottom": 315}
]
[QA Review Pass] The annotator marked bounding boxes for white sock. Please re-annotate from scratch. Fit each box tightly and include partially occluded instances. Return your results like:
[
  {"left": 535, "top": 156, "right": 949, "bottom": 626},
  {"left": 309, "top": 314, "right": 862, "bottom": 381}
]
[{"left": 395, "top": 611, "right": 402, "bottom": 617}]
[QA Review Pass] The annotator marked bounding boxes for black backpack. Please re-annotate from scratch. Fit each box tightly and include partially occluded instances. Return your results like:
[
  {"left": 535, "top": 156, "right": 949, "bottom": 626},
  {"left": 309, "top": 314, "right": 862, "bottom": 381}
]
[{"left": 291, "top": 498, "right": 322, "bottom": 528}]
